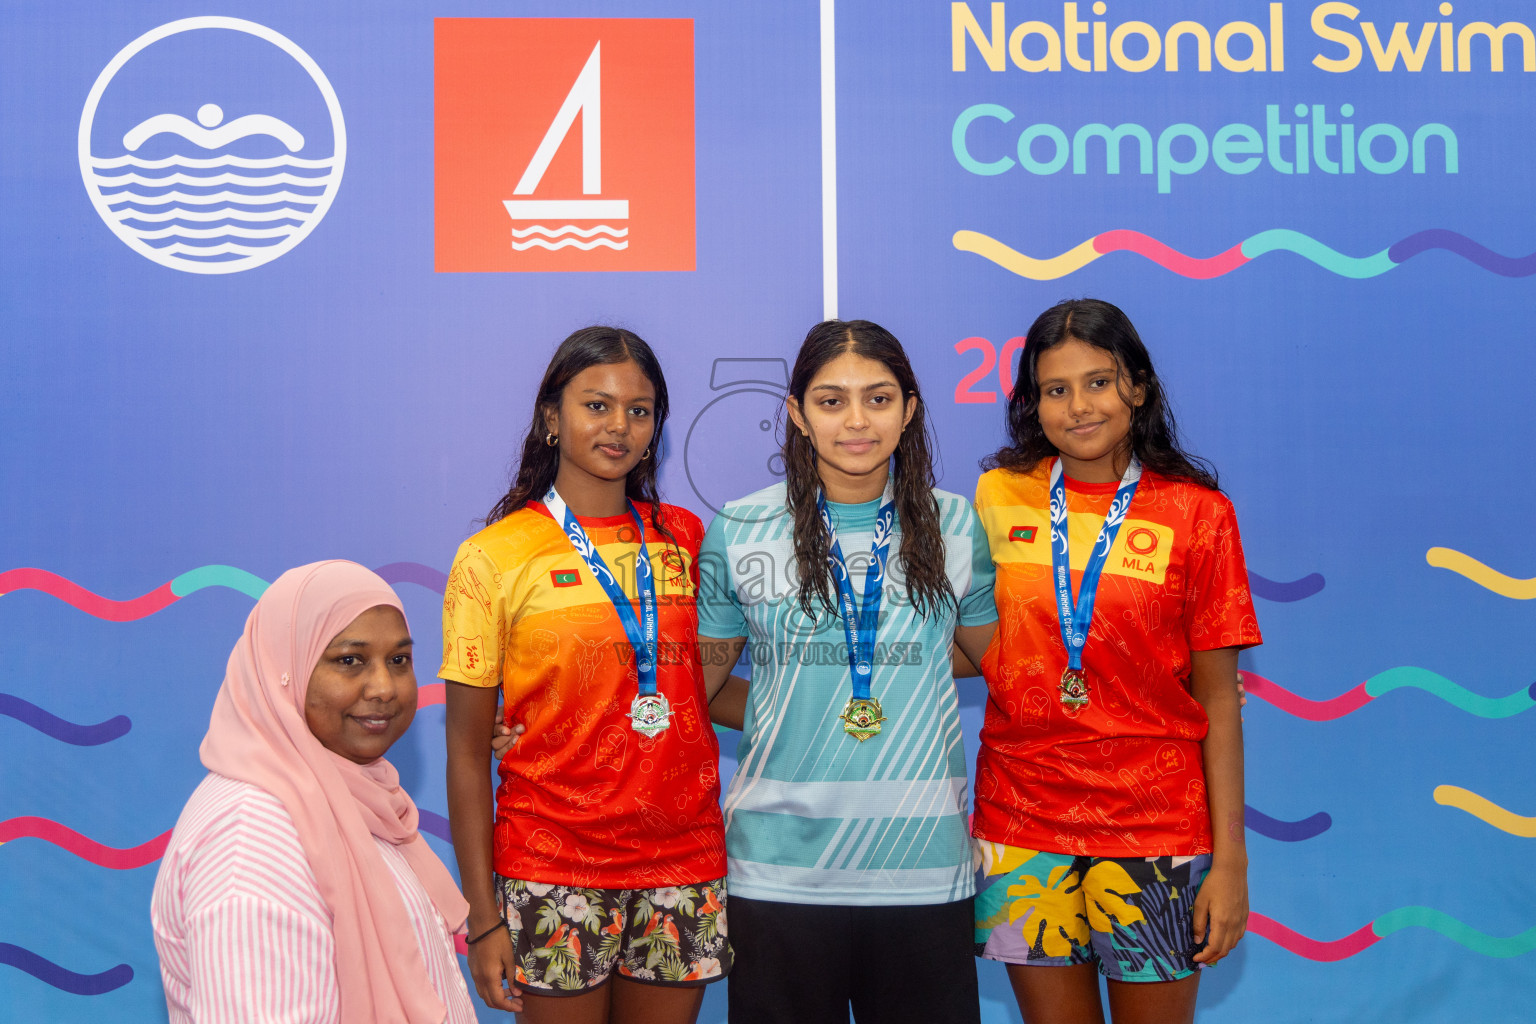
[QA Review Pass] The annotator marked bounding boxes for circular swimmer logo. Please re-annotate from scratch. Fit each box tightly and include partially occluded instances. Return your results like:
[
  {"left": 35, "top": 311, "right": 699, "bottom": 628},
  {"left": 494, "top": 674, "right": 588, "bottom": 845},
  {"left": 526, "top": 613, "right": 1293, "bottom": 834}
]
[
  {"left": 683, "top": 358, "right": 792, "bottom": 519},
  {"left": 79, "top": 17, "right": 345, "bottom": 274}
]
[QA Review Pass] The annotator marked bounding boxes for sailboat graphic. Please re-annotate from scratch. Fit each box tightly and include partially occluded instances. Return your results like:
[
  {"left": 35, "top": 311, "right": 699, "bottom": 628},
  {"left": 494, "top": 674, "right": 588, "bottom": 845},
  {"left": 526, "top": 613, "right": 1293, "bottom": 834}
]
[
  {"left": 503, "top": 42, "right": 629, "bottom": 252},
  {"left": 78, "top": 18, "right": 346, "bottom": 275}
]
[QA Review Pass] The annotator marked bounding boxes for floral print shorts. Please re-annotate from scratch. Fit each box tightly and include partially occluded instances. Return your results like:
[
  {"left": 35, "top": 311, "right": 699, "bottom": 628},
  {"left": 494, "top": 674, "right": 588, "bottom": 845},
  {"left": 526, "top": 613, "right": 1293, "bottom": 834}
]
[
  {"left": 495, "top": 875, "right": 732, "bottom": 993},
  {"left": 972, "top": 843, "right": 1212, "bottom": 982}
]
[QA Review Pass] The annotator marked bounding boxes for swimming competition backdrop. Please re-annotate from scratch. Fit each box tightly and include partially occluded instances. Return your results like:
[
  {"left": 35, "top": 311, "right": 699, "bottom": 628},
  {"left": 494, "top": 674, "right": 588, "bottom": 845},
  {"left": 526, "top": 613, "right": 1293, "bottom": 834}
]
[{"left": 2, "top": 1, "right": 1532, "bottom": 1020}]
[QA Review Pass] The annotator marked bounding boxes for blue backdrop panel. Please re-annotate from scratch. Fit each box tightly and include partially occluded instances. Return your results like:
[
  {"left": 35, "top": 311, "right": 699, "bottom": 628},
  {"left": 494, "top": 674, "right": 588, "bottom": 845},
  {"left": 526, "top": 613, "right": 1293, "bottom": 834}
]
[{"left": 2, "top": 2, "right": 1531, "bottom": 1021}]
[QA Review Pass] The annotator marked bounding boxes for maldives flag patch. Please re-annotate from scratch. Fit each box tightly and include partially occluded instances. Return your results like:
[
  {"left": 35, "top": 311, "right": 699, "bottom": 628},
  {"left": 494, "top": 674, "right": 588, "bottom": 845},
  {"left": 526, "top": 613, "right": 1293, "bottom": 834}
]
[
  {"left": 550, "top": 569, "right": 581, "bottom": 587},
  {"left": 1009, "top": 525, "right": 1037, "bottom": 543}
]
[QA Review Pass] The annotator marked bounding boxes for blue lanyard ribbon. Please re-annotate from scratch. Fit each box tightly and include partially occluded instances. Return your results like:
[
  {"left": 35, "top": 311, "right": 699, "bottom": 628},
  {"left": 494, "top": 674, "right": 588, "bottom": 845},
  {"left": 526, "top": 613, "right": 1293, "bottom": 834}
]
[
  {"left": 542, "top": 487, "right": 657, "bottom": 695},
  {"left": 817, "top": 487, "right": 896, "bottom": 700},
  {"left": 1049, "top": 458, "right": 1141, "bottom": 672}
]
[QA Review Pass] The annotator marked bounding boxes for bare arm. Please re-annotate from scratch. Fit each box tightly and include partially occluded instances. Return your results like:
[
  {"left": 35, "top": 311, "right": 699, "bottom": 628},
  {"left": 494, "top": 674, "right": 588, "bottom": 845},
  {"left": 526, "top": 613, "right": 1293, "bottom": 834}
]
[
  {"left": 951, "top": 621, "right": 997, "bottom": 679},
  {"left": 709, "top": 676, "right": 749, "bottom": 731},
  {"left": 444, "top": 681, "right": 522, "bottom": 1012},
  {"left": 700, "top": 635, "right": 749, "bottom": 731},
  {"left": 1189, "top": 646, "right": 1248, "bottom": 965}
]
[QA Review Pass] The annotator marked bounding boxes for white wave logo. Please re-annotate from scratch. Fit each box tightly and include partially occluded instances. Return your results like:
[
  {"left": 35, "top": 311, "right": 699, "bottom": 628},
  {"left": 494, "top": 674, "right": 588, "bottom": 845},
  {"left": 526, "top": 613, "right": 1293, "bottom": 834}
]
[
  {"left": 78, "top": 17, "right": 345, "bottom": 274},
  {"left": 511, "top": 224, "right": 629, "bottom": 251}
]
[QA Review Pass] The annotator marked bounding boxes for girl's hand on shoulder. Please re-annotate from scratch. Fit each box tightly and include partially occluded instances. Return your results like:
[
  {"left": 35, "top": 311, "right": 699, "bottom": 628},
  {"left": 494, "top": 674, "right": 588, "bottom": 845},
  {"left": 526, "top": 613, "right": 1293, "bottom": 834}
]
[
  {"left": 1191, "top": 861, "right": 1248, "bottom": 965},
  {"left": 467, "top": 925, "right": 523, "bottom": 1012},
  {"left": 490, "top": 721, "right": 525, "bottom": 761}
]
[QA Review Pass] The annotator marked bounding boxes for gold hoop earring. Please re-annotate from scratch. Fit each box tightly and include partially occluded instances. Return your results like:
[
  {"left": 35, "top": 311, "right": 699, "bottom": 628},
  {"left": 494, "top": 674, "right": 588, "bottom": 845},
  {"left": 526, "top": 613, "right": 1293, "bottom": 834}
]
[
  {"left": 545, "top": 432, "right": 558, "bottom": 447},
  {"left": 641, "top": 447, "right": 651, "bottom": 460}
]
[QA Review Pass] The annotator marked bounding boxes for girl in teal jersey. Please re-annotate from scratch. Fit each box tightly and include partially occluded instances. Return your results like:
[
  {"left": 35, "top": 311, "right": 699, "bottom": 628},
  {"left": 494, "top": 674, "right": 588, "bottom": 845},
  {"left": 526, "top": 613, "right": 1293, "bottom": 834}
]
[{"left": 695, "top": 319, "right": 998, "bottom": 1024}]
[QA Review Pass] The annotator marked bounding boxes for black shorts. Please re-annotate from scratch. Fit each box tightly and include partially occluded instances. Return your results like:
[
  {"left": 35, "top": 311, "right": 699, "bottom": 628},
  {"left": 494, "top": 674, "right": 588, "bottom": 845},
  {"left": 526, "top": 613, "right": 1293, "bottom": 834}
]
[{"left": 726, "top": 895, "right": 980, "bottom": 1024}]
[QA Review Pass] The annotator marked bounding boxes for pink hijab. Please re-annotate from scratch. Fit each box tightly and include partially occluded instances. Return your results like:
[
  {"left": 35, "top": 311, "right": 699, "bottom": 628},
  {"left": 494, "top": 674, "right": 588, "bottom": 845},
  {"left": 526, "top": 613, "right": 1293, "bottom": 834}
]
[{"left": 200, "top": 560, "right": 469, "bottom": 1024}]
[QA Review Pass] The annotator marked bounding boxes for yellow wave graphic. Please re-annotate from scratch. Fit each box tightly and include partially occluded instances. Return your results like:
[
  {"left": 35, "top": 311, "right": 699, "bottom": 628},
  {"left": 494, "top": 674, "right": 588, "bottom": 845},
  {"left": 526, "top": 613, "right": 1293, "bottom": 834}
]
[
  {"left": 1425, "top": 547, "right": 1536, "bottom": 599},
  {"left": 952, "top": 230, "right": 1099, "bottom": 280},
  {"left": 1434, "top": 786, "right": 1536, "bottom": 838}
]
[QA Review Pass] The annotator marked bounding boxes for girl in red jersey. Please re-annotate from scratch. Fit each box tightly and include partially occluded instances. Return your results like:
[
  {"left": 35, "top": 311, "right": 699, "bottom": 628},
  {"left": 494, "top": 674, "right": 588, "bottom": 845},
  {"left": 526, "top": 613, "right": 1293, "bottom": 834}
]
[
  {"left": 968, "top": 299, "right": 1260, "bottom": 1024},
  {"left": 443, "top": 327, "right": 729, "bottom": 1023}
]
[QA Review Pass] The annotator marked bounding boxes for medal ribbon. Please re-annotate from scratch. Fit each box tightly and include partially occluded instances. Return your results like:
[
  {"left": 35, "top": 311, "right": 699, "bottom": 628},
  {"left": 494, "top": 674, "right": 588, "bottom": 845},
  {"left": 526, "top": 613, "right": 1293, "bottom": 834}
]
[
  {"left": 542, "top": 487, "right": 658, "bottom": 697},
  {"left": 1048, "top": 457, "right": 1141, "bottom": 674},
  {"left": 817, "top": 485, "right": 896, "bottom": 700}
]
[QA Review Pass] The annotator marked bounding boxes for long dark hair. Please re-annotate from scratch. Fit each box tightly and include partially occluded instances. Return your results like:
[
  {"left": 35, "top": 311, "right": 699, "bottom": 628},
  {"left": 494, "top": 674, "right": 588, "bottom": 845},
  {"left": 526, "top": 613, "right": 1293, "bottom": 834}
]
[
  {"left": 984, "top": 298, "right": 1218, "bottom": 490},
  {"left": 785, "top": 320, "right": 954, "bottom": 620},
  {"left": 487, "top": 326, "right": 675, "bottom": 544}
]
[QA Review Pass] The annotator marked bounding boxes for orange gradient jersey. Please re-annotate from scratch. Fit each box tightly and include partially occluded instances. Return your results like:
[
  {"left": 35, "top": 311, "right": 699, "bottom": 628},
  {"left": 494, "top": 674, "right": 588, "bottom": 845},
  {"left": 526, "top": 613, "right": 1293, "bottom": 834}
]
[
  {"left": 441, "top": 502, "right": 725, "bottom": 887},
  {"left": 973, "top": 463, "right": 1262, "bottom": 857}
]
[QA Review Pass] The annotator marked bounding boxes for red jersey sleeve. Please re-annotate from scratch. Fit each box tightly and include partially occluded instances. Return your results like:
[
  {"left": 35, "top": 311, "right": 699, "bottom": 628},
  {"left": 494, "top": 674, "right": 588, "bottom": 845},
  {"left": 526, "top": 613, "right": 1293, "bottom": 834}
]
[{"left": 1184, "top": 492, "right": 1263, "bottom": 651}]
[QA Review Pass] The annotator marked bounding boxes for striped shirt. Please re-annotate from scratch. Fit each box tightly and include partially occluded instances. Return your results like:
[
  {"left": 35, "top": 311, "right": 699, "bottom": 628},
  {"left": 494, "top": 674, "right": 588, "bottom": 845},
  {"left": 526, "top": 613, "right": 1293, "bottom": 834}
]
[
  {"left": 151, "top": 773, "right": 475, "bottom": 1024},
  {"left": 697, "top": 484, "right": 997, "bottom": 906}
]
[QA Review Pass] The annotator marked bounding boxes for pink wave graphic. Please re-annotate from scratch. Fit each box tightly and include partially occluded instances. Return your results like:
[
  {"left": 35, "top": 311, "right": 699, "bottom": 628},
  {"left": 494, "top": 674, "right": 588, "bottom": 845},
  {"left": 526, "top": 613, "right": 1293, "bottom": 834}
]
[
  {"left": 1093, "top": 230, "right": 1248, "bottom": 279},
  {"left": 1247, "top": 912, "right": 1381, "bottom": 961},
  {"left": 1239, "top": 671, "right": 1373, "bottom": 721},
  {"left": 0, "top": 568, "right": 176, "bottom": 621},
  {"left": 0, "top": 562, "right": 446, "bottom": 622},
  {"left": 419, "top": 682, "right": 446, "bottom": 708},
  {"left": 0, "top": 816, "right": 170, "bottom": 869}
]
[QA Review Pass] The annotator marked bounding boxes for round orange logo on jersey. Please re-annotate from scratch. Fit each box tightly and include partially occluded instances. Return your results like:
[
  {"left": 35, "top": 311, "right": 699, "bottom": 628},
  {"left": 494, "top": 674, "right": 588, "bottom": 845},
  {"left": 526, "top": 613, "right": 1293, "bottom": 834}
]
[{"left": 1126, "top": 527, "right": 1159, "bottom": 556}]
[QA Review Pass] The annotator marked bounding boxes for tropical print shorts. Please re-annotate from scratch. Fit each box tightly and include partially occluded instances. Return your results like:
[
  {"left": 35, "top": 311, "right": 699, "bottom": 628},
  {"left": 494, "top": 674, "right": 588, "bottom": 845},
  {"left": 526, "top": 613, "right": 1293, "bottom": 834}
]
[
  {"left": 495, "top": 875, "right": 732, "bottom": 993},
  {"left": 972, "top": 842, "right": 1212, "bottom": 982}
]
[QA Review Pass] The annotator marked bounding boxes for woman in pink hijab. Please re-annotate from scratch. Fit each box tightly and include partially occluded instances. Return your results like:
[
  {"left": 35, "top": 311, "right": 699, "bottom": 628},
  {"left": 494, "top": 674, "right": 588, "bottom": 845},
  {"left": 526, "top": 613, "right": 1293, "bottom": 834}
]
[{"left": 151, "top": 560, "right": 484, "bottom": 1023}]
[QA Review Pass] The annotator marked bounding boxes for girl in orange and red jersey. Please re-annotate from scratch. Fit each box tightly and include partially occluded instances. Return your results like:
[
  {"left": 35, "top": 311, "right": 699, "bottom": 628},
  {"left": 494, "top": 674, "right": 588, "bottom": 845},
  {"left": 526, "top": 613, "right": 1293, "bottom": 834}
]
[
  {"left": 442, "top": 327, "right": 728, "bottom": 1023},
  {"left": 968, "top": 299, "right": 1261, "bottom": 1024}
]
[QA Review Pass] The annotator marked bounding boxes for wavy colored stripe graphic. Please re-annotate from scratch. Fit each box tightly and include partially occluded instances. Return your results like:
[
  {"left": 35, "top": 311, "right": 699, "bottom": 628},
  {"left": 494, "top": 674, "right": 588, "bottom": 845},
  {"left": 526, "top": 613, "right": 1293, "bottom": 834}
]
[
  {"left": 0, "top": 817, "right": 170, "bottom": 869},
  {"left": 953, "top": 229, "right": 1536, "bottom": 281},
  {"left": 418, "top": 682, "right": 446, "bottom": 708},
  {"left": 0, "top": 693, "right": 131, "bottom": 746},
  {"left": 1238, "top": 672, "right": 1371, "bottom": 721},
  {"left": 1434, "top": 785, "right": 1536, "bottom": 838},
  {"left": 1250, "top": 911, "right": 1536, "bottom": 960},
  {"left": 1389, "top": 229, "right": 1536, "bottom": 277},
  {"left": 0, "top": 563, "right": 446, "bottom": 620},
  {"left": 1372, "top": 908, "right": 1536, "bottom": 958},
  {"left": 1097, "top": 229, "right": 1248, "bottom": 279},
  {"left": 0, "top": 568, "right": 177, "bottom": 620},
  {"left": 1425, "top": 547, "right": 1536, "bottom": 599},
  {"left": 1240, "top": 669, "right": 1536, "bottom": 720},
  {"left": 1243, "top": 806, "right": 1332, "bottom": 842},
  {"left": 1246, "top": 914, "right": 1380, "bottom": 961},
  {"left": 0, "top": 810, "right": 455, "bottom": 870},
  {"left": 0, "top": 943, "right": 133, "bottom": 995},
  {"left": 419, "top": 809, "right": 452, "bottom": 844},
  {"left": 1247, "top": 571, "right": 1325, "bottom": 603},
  {"left": 374, "top": 562, "right": 447, "bottom": 594}
]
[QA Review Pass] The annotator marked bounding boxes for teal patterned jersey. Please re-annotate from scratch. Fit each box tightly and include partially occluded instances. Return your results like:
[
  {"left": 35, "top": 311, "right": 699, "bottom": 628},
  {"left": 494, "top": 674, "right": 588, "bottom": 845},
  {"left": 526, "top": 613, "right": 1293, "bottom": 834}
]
[{"left": 697, "top": 483, "right": 997, "bottom": 906}]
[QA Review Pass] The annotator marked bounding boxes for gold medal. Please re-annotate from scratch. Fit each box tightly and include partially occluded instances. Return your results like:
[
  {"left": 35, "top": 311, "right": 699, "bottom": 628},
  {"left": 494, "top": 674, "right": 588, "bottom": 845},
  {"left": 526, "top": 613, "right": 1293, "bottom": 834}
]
[
  {"left": 1058, "top": 668, "right": 1089, "bottom": 715},
  {"left": 840, "top": 697, "right": 886, "bottom": 741}
]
